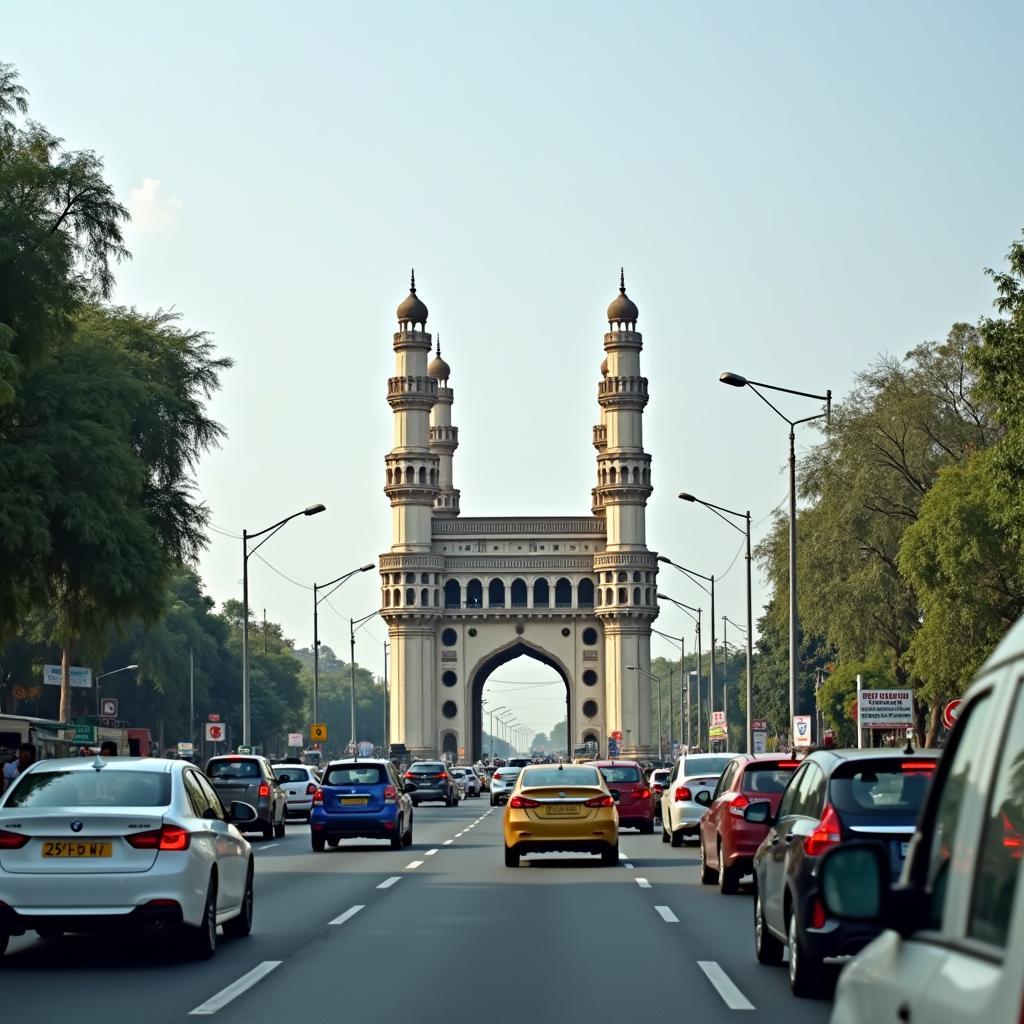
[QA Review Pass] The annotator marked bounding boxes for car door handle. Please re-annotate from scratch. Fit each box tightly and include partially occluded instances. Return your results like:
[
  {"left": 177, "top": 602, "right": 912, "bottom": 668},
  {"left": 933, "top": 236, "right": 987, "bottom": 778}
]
[{"left": 897, "top": 1004, "right": 910, "bottom": 1023}]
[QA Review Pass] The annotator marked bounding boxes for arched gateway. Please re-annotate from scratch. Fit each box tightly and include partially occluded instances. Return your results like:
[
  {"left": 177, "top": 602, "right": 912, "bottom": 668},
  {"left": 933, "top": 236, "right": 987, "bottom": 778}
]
[{"left": 380, "top": 271, "right": 659, "bottom": 762}]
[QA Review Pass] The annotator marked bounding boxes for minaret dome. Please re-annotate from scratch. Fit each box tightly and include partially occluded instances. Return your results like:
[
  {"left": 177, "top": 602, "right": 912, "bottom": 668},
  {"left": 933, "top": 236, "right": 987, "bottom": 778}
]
[
  {"left": 606, "top": 267, "right": 639, "bottom": 327},
  {"left": 397, "top": 269, "right": 429, "bottom": 326},
  {"left": 428, "top": 338, "right": 451, "bottom": 382}
]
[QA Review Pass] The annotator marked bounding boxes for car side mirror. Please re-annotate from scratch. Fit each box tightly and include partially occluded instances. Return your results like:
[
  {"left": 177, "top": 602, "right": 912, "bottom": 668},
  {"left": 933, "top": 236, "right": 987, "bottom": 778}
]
[
  {"left": 742, "top": 800, "right": 773, "bottom": 825},
  {"left": 611, "top": 791, "right": 620, "bottom": 803},
  {"left": 694, "top": 790, "right": 712, "bottom": 807},
  {"left": 819, "top": 841, "right": 891, "bottom": 921},
  {"left": 229, "top": 800, "right": 258, "bottom": 824}
]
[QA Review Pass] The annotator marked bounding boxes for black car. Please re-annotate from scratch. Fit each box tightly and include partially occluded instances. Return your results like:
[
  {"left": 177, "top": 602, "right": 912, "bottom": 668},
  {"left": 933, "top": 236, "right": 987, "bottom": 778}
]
[
  {"left": 402, "top": 761, "right": 461, "bottom": 806},
  {"left": 747, "top": 747, "right": 939, "bottom": 997}
]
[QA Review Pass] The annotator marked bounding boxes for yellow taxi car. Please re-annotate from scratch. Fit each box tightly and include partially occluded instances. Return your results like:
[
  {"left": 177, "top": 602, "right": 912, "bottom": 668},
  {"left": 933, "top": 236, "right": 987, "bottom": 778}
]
[{"left": 502, "top": 763, "right": 619, "bottom": 867}]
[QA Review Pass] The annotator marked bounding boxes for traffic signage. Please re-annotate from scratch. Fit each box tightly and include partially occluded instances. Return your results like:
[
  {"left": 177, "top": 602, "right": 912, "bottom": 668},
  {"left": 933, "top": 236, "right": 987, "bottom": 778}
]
[
  {"left": 208, "top": 713, "right": 221, "bottom": 722},
  {"left": 287, "top": 732, "right": 303, "bottom": 748},
  {"left": 751, "top": 719, "right": 768, "bottom": 732},
  {"left": 310, "top": 722, "right": 328, "bottom": 742},
  {"left": 100, "top": 697, "right": 119, "bottom": 718},
  {"left": 205, "top": 722, "right": 225, "bottom": 742},
  {"left": 237, "top": 745, "right": 253, "bottom": 755},
  {"left": 711, "top": 710, "right": 726, "bottom": 728},
  {"left": 793, "top": 715, "right": 812, "bottom": 747},
  {"left": 752, "top": 731, "right": 767, "bottom": 754},
  {"left": 942, "top": 699, "right": 964, "bottom": 730},
  {"left": 43, "top": 664, "right": 93, "bottom": 688},
  {"left": 71, "top": 724, "right": 96, "bottom": 744},
  {"left": 858, "top": 689, "right": 914, "bottom": 729},
  {"left": 608, "top": 737, "right": 620, "bottom": 757},
  {"left": 357, "top": 741, "right": 374, "bottom": 758},
  {"left": 709, "top": 724, "right": 727, "bottom": 740},
  {"left": 177, "top": 742, "right": 194, "bottom": 756}
]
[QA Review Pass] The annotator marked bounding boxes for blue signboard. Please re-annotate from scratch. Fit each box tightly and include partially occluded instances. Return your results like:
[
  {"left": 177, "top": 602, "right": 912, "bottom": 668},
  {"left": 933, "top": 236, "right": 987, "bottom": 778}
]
[{"left": 608, "top": 737, "right": 620, "bottom": 758}]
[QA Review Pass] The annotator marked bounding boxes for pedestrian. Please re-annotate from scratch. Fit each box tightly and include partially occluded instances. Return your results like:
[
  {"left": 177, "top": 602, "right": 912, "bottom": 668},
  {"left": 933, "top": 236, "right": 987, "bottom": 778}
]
[
  {"left": 3, "top": 742, "right": 37, "bottom": 791},
  {"left": 99, "top": 740, "right": 118, "bottom": 757}
]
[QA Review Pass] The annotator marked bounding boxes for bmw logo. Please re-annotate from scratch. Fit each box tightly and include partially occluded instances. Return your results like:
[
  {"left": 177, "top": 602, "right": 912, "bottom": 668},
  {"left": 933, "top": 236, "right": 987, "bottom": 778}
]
[
  {"left": 70, "top": 819, "right": 83, "bottom": 833},
  {"left": 558, "top": 791, "right": 566, "bottom": 798}
]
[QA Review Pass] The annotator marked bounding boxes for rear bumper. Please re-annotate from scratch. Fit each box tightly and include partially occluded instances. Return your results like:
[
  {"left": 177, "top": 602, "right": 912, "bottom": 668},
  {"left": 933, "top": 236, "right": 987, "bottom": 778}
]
[
  {"left": 311, "top": 812, "right": 400, "bottom": 839},
  {"left": 406, "top": 787, "right": 449, "bottom": 801},
  {"left": 0, "top": 901, "right": 185, "bottom": 936},
  {"left": 284, "top": 798, "right": 313, "bottom": 815},
  {"left": 667, "top": 802, "right": 704, "bottom": 832},
  {"left": 509, "top": 839, "right": 616, "bottom": 855}
]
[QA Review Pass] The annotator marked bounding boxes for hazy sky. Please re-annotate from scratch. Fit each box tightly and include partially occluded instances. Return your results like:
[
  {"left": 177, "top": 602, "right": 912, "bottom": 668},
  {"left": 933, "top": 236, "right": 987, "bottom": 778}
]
[{"left": 6, "top": 2, "right": 1022, "bottom": 738}]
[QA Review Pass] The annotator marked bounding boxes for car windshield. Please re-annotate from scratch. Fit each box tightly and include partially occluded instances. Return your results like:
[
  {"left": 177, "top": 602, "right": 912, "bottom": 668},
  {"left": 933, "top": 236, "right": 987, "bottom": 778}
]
[
  {"left": 741, "top": 764, "right": 799, "bottom": 794},
  {"left": 681, "top": 756, "right": 731, "bottom": 777},
  {"left": 830, "top": 759, "right": 937, "bottom": 814},
  {"left": 651, "top": 770, "right": 670, "bottom": 783},
  {"left": 598, "top": 766, "right": 642, "bottom": 783},
  {"left": 5, "top": 770, "right": 171, "bottom": 808},
  {"left": 324, "top": 765, "right": 386, "bottom": 786},
  {"left": 495, "top": 767, "right": 522, "bottom": 779},
  {"left": 206, "top": 759, "right": 261, "bottom": 779},
  {"left": 274, "top": 768, "right": 310, "bottom": 783},
  {"left": 410, "top": 764, "right": 445, "bottom": 774},
  {"left": 522, "top": 767, "right": 601, "bottom": 788}
]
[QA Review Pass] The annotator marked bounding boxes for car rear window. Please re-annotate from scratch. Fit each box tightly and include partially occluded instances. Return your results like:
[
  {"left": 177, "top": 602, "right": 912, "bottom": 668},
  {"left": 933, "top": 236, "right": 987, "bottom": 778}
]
[
  {"left": 409, "top": 763, "right": 445, "bottom": 774},
  {"left": 741, "top": 763, "right": 800, "bottom": 795},
  {"left": 274, "top": 768, "right": 310, "bottom": 783},
  {"left": 651, "top": 770, "right": 670, "bottom": 783},
  {"left": 206, "top": 759, "right": 261, "bottom": 779},
  {"left": 324, "top": 765, "right": 386, "bottom": 786},
  {"left": 5, "top": 770, "right": 171, "bottom": 808},
  {"left": 829, "top": 759, "right": 937, "bottom": 815},
  {"left": 494, "top": 767, "right": 522, "bottom": 779},
  {"left": 522, "top": 767, "right": 601, "bottom": 787},
  {"left": 599, "top": 766, "right": 642, "bottom": 783},
  {"left": 682, "top": 756, "right": 731, "bottom": 777}
]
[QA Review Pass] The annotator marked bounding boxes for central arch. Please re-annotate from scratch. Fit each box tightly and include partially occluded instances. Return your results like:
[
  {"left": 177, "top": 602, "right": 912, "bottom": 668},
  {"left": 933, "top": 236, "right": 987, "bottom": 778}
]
[{"left": 469, "top": 639, "right": 572, "bottom": 761}]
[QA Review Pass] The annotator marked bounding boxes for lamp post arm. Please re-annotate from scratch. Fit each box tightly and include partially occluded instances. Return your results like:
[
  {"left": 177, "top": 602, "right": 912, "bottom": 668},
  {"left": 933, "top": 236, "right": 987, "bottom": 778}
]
[{"left": 745, "top": 378, "right": 832, "bottom": 404}]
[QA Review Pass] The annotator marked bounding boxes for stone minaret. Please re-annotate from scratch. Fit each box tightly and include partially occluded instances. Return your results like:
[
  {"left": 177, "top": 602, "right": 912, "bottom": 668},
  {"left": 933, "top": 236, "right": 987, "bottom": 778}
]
[
  {"left": 382, "top": 271, "right": 441, "bottom": 756},
  {"left": 593, "top": 270, "right": 657, "bottom": 759},
  {"left": 428, "top": 340, "right": 460, "bottom": 517}
]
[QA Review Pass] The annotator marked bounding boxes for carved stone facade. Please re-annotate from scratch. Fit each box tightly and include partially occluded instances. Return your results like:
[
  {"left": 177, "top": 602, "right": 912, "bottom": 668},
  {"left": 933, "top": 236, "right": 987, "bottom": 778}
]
[{"left": 381, "top": 272, "right": 658, "bottom": 761}]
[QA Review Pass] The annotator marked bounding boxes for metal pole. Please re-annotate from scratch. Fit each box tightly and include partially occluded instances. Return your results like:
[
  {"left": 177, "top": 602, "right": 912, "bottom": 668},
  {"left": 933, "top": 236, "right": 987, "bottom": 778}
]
[
  {"left": 667, "top": 664, "right": 674, "bottom": 759},
  {"left": 745, "top": 511, "right": 754, "bottom": 755},
  {"left": 709, "top": 576, "right": 716, "bottom": 734},
  {"left": 190, "top": 648, "right": 195, "bottom": 751},
  {"left": 242, "top": 529, "right": 251, "bottom": 747},
  {"left": 349, "top": 618, "right": 357, "bottom": 755},
  {"left": 722, "top": 616, "right": 728, "bottom": 746},
  {"left": 788, "top": 427, "right": 798, "bottom": 734},
  {"left": 657, "top": 667, "right": 663, "bottom": 762},
  {"left": 856, "top": 673, "right": 863, "bottom": 749},
  {"left": 312, "top": 583, "right": 320, "bottom": 726},
  {"left": 383, "top": 641, "right": 389, "bottom": 751},
  {"left": 681, "top": 635, "right": 688, "bottom": 750},
  {"left": 695, "top": 617, "right": 702, "bottom": 750}
]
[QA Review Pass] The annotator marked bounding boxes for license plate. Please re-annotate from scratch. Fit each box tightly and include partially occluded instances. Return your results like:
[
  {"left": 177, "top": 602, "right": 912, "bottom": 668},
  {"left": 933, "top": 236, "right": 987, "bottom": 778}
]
[
  {"left": 340, "top": 797, "right": 368, "bottom": 806},
  {"left": 42, "top": 841, "right": 112, "bottom": 858},
  {"left": 544, "top": 804, "right": 582, "bottom": 817}
]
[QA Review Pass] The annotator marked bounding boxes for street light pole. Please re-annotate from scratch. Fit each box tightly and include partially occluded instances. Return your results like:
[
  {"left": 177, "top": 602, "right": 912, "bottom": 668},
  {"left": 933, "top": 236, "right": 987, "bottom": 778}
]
[
  {"left": 349, "top": 609, "right": 378, "bottom": 755},
  {"left": 719, "top": 372, "right": 830, "bottom": 734},
  {"left": 657, "top": 593, "right": 702, "bottom": 748},
  {"left": 242, "top": 503, "right": 326, "bottom": 746},
  {"left": 95, "top": 664, "right": 139, "bottom": 717},
  {"left": 658, "top": 556, "right": 715, "bottom": 723}
]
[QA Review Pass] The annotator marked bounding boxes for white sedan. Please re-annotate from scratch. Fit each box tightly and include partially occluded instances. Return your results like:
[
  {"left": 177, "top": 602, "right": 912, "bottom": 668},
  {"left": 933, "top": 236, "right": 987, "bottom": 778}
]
[
  {"left": 272, "top": 763, "right": 320, "bottom": 819},
  {"left": 0, "top": 756, "right": 257, "bottom": 959},
  {"left": 660, "top": 753, "right": 736, "bottom": 846}
]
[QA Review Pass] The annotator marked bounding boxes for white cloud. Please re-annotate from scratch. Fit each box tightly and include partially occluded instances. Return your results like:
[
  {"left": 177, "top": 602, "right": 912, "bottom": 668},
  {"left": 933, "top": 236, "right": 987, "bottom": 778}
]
[{"left": 127, "top": 177, "right": 184, "bottom": 232}]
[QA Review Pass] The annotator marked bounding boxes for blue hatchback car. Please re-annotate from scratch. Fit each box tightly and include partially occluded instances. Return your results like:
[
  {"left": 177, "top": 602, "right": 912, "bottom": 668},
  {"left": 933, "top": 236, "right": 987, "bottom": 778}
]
[{"left": 310, "top": 758, "right": 414, "bottom": 852}]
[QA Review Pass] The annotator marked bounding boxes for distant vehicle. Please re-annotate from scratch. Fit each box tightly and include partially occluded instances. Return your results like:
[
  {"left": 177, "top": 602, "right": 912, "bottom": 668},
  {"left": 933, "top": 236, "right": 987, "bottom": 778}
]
[
  {"left": 310, "top": 758, "right": 413, "bottom": 852},
  {"left": 586, "top": 760, "right": 654, "bottom": 833},
  {"left": 452, "top": 766, "right": 482, "bottom": 797},
  {"left": 648, "top": 768, "right": 671, "bottom": 818},
  {"left": 749, "top": 747, "right": 939, "bottom": 997},
  {"left": 0, "top": 756, "right": 256, "bottom": 959},
  {"left": 821, "top": 616, "right": 1024, "bottom": 1023},
  {"left": 489, "top": 766, "right": 523, "bottom": 806},
  {"left": 503, "top": 763, "right": 619, "bottom": 867},
  {"left": 272, "top": 763, "right": 320, "bottom": 820},
  {"left": 0, "top": 713, "right": 79, "bottom": 764},
  {"left": 506, "top": 757, "right": 533, "bottom": 768},
  {"left": 205, "top": 755, "right": 287, "bottom": 840},
  {"left": 402, "top": 761, "right": 460, "bottom": 807},
  {"left": 301, "top": 749, "right": 324, "bottom": 770},
  {"left": 661, "top": 753, "right": 737, "bottom": 847}
]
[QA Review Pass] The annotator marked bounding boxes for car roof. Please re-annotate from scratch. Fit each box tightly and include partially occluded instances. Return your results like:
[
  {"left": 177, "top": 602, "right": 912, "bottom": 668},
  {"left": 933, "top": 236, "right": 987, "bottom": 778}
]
[
  {"left": 272, "top": 762, "right": 314, "bottom": 769},
  {"left": 586, "top": 759, "right": 642, "bottom": 768},
  {"left": 803, "top": 747, "right": 942, "bottom": 767},
  {"left": 24, "top": 757, "right": 176, "bottom": 773},
  {"left": 324, "top": 758, "right": 391, "bottom": 767}
]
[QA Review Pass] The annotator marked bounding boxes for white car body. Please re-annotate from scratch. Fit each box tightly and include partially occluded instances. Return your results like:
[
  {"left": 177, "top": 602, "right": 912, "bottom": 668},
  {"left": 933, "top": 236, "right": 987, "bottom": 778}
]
[
  {"left": 489, "top": 767, "right": 522, "bottom": 805},
  {"left": 272, "top": 763, "right": 319, "bottom": 818},
  {"left": 0, "top": 757, "right": 253, "bottom": 948},
  {"left": 453, "top": 767, "right": 481, "bottom": 797},
  {"left": 661, "top": 753, "right": 738, "bottom": 845},
  {"left": 829, "top": 619, "right": 1024, "bottom": 1024}
]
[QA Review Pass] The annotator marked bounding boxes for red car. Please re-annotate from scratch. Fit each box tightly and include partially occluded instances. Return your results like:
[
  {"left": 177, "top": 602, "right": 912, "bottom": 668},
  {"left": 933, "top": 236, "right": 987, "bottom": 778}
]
[
  {"left": 697, "top": 753, "right": 801, "bottom": 893},
  {"left": 587, "top": 760, "right": 654, "bottom": 834}
]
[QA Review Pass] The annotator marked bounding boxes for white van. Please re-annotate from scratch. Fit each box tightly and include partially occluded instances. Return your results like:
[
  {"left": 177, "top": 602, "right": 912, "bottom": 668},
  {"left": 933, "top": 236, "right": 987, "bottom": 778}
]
[{"left": 820, "top": 618, "right": 1024, "bottom": 1023}]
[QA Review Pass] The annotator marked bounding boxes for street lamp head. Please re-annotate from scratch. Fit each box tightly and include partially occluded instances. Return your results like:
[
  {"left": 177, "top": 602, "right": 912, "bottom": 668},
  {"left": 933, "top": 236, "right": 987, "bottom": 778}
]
[
  {"left": 719, "top": 371, "right": 748, "bottom": 388},
  {"left": 656, "top": 593, "right": 671, "bottom": 601},
  {"left": 126, "top": 664, "right": 139, "bottom": 670},
  {"left": 626, "top": 664, "right": 636, "bottom": 670},
  {"left": 359, "top": 562, "right": 375, "bottom": 572},
  {"left": 657, "top": 555, "right": 671, "bottom": 564},
  {"left": 304, "top": 503, "right": 327, "bottom": 516},
  {"left": 678, "top": 492, "right": 696, "bottom": 503}
]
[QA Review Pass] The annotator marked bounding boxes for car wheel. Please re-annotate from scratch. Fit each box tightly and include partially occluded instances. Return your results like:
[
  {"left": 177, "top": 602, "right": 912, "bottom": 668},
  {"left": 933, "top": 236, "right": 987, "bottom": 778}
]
[
  {"left": 311, "top": 836, "right": 326, "bottom": 852},
  {"left": 601, "top": 844, "right": 619, "bottom": 866},
  {"left": 717, "top": 841, "right": 739, "bottom": 894},
  {"left": 402, "top": 817, "right": 414, "bottom": 847},
  {"left": 223, "top": 863, "right": 254, "bottom": 939},
  {"left": 186, "top": 876, "right": 217, "bottom": 960},
  {"left": 490, "top": 795, "right": 497, "bottom": 807},
  {"left": 261, "top": 818, "right": 273, "bottom": 840},
  {"left": 0, "top": 933, "right": 8, "bottom": 957},
  {"left": 445, "top": 793, "right": 454, "bottom": 807},
  {"left": 390, "top": 819, "right": 404, "bottom": 849},
  {"left": 661, "top": 818, "right": 670, "bottom": 843},
  {"left": 754, "top": 891, "right": 783, "bottom": 965},
  {"left": 411, "top": 799, "right": 419, "bottom": 807},
  {"left": 697, "top": 836, "right": 718, "bottom": 884},
  {"left": 504, "top": 844, "right": 520, "bottom": 868},
  {"left": 326, "top": 837, "right": 340, "bottom": 848},
  {"left": 670, "top": 826, "right": 685, "bottom": 848},
  {"left": 788, "top": 910, "right": 824, "bottom": 996},
  {"left": 274, "top": 816, "right": 286, "bottom": 839},
  {"left": 640, "top": 821, "right": 655, "bottom": 835}
]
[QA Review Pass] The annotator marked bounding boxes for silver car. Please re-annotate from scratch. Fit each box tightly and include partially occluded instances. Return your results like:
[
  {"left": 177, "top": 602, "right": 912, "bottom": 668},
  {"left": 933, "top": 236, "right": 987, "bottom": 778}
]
[
  {"left": 272, "top": 763, "right": 319, "bottom": 820},
  {"left": 0, "top": 756, "right": 257, "bottom": 959},
  {"left": 452, "top": 767, "right": 482, "bottom": 797},
  {"left": 661, "top": 753, "right": 737, "bottom": 847},
  {"left": 488, "top": 766, "right": 523, "bottom": 806}
]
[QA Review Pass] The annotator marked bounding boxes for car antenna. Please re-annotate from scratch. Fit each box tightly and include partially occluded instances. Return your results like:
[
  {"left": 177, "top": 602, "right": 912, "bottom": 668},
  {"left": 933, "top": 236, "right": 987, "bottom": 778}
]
[
  {"left": 92, "top": 754, "right": 106, "bottom": 772},
  {"left": 558, "top": 762, "right": 563, "bottom": 771}
]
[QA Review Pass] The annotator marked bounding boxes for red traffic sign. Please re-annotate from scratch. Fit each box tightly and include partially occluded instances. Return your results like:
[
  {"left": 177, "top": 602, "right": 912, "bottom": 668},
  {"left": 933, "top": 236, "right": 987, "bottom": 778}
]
[
  {"left": 611, "top": 730, "right": 623, "bottom": 742},
  {"left": 205, "top": 722, "right": 225, "bottom": 742},
  {"left": 942, "top": 699, "right": 963, "bottom": 730},
  {"left": 751, "top": 720, "right": 768, "bottom": 732},
  {"left": 208, "top": 713, "right": 221, "bottom": 722}
]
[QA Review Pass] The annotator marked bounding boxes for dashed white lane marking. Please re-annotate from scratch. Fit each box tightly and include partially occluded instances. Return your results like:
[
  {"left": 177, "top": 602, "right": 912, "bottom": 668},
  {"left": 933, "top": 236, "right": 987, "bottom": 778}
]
[
  {"left": 189, "top": 961, "right": 283, "bottom": 1015},
  {"left": 624, "top": 862, "right": 635, "bottom": 870},
  {"left": 425, "top": 848, "right": 439, "bottom": 856},
  {"left": 405, "top": 860, "right": 424, "bottom": 870},
  {"left": 328, "top": 905, "right": 365, "bottom": 926},
  {"left": 635, "top": 877, "right": 651, "bottom": 889},
  {"left": 443, "top": 839, "right": 454, "bottom": 845},
  {"left": 257, "top": 843, "right": 278, "bottom": 851},
  {"left": 377, "top": 876, "right": 402, "bottom": 889},
  {"left": 697, "top": 961, "right": 755, "bottom": 1010},
  {"left": 655, "top": 905, "right": 679, "bottom": 923}
]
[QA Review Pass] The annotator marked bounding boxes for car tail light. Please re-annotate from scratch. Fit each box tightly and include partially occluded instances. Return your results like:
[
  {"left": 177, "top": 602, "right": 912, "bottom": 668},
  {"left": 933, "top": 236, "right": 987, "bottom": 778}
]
[
  {"left": 306, "top": 782, "right": 317, "bottom": 796},
  {"left": 728, "top": 793, "right": 750, "bottom": 818},
  {"left": 313, "top": 788, "right": 324, "bottom": 807},
  {"left": 634, "top": 786, "right": 652, "bottom": 800},
  {"left": 674, "top": 786, "right": 692, "bottom": 802},
  {"left": 1002, "top": 810, "right": 1024, "bottom": 860},
  {"left": 258, "top": 782, "right": 270, "bottom": 798},
  {"left": 384, "top": 785, "right": 397, "bottom": 804},
  {"left": 804, "top": 804, "right": 842, "bottom": 856},
  {"left": 0, "top": 829, "right": 29, "bottom": 850},
  {"left": 585, "top": 794, "right": 614, "bottom": 808},
  {"left": 125, "top": 825, "right": 191, "bottom": 851},
  {"left": 809, "top": 896, "right": 827, "bottom": 929},
  {"left": 777, "top": 761, "right": 800, "bottom": 769},
  {"left": 436, "top": 772, "right": 448, "bottom": 780},
  {"left": 652, "top": 784, "right": 664, "bottom": 794},
  {"left": 901, "top": 762, "right": 936, "bottom": 772},
  {"left": 508, "top": 795, "right": 540, "bottom": 809}
]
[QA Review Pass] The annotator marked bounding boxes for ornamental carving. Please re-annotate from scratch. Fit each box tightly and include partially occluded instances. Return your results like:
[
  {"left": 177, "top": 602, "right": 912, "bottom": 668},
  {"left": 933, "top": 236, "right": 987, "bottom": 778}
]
[{"left": 432, "top": 518, "right": 605, "bottom": 536}]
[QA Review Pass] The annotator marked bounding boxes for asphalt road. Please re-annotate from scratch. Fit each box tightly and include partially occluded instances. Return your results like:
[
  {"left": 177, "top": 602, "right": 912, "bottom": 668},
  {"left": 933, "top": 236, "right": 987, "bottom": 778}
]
[{"left": 3, "top": 801, "right": 833, "bottom": 1023}]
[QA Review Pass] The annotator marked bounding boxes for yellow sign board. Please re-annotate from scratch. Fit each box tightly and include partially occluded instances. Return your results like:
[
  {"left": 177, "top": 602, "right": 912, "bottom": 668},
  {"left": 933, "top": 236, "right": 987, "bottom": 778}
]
[
  {"left": 310, "top": 723, "right": 328, "bottom": 742},
  {"left": 708, "top": 725, "right": 727, "bottom": 739}
]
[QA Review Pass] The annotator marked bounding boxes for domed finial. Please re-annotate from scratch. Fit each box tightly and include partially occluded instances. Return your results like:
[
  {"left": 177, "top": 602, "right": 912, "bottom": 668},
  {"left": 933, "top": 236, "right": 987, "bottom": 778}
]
[
  {"left": 606, "top": 269, "right": 639, "bottom": 325},
  {"left": 397, "top": 270, "right": 428, "bottom": 325},
  {"left": 428, "top": 336, "right": 451, "bottom": 381},
  {"left": 620, "top": 267, "right": 626, "bottom": 292},
  {"left": 436, "top": 335, "right": 441, "bottom": 358},
  {"left": 410, "top": 268, "right": 417, "bottom": 292}
]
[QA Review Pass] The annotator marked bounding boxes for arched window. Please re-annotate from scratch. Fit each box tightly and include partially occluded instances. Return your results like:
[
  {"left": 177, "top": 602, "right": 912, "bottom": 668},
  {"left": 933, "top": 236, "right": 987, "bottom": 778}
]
[
  {"left": 444, "top": 579, "right": 461, "bottom": 608},
  {"left": 618, "top": 587, "right": 627, "bottom": 604},
  {"left": 645, "top": 587, "right": 651, "bottom": 604},
  {"left": 605, "top": 587, "right": 613, "bottom": 605},
  {"left": 511, "top": 578, "right": 528, "bottom": 607},
  {"left": 384, "top": 590, "right": 391, "bottom": 607},
  {"left": 466, "top": 579, "right": 483, "bottom": 608},
  {"left": 578, "top": 579, "right": 595, "bottom": 607},
  {"left": 533, "top": 578, "right": 550, "bottom": 607},
  {"left": 617, "top": 571, "right": 627, "bottom": 583},
  {"left": 386, "top": 468, "right": 393, "bottom": 485},
  {"left": 488, "top": 578, "right": 505, "bottom": 608},
  {"left": 597, "top": 588, "right": 603, "bottom": 606},
  {"left": 554, "top": 578, "right": 572, "bottom": 607},
  {"left": 633, "top": 571, "right": 641, "bottom": 583},
  {"left": 421, "top": 588, "right": 429, "bottom": 606},
  {"left": 609, "top": 466, "right": 617, "bottom": 484},
  {"left": 632, "top": 466, "right": 640, "bottom": 484},
  {"left": 633, "top": 586, "right": 641, "bottom": 605},
  {"left": 582, "top": 730, "right": 598, "bottom": 745},
  {"left": 434, "top": 589, "right": 440, "bottom": 607},
  {"left": 418, "top": 466, "right": 426, "bottom": 485},
  {"left": 393, "top": 588, "right": 401, "bottom": 606},
  {"left": 406, "top": 588, "right": 416, "bottom": 606}
]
